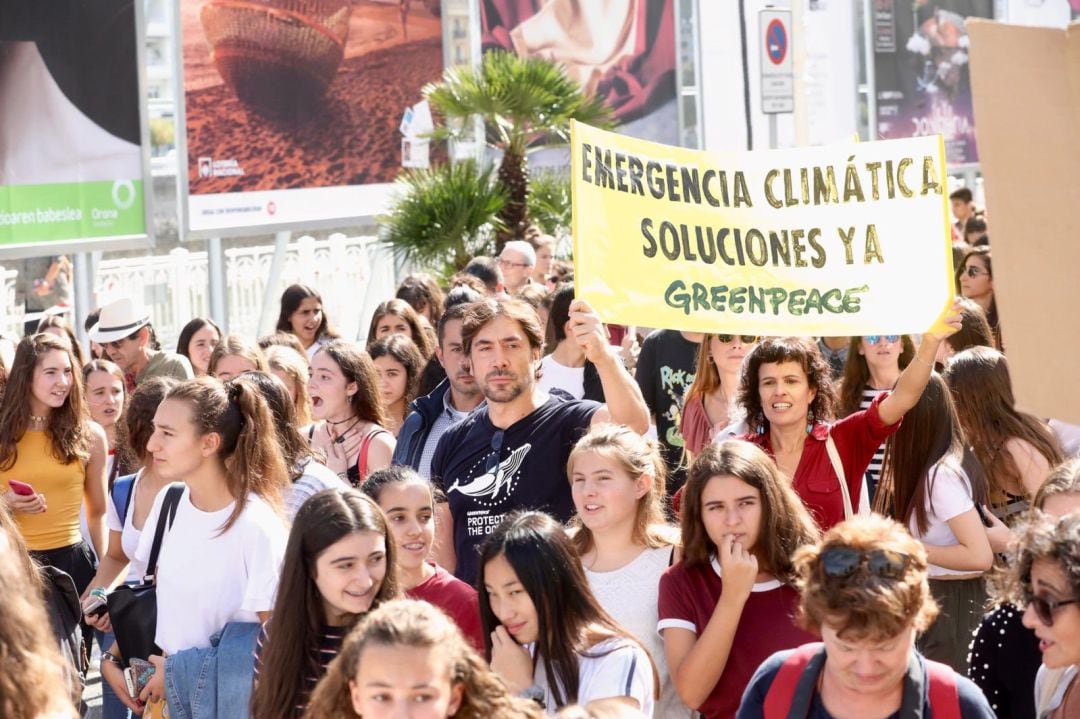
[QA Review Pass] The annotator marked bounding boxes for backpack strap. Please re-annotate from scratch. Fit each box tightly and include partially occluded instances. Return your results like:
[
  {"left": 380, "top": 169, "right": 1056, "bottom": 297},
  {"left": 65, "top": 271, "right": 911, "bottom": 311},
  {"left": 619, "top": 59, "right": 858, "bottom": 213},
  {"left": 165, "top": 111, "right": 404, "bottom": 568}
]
[
  {"left": 763, "top": 643, "right": 826, "bottom": 719},
  {"left": 356, "top": 428, "right": 391, "bottom": 483},
  {"left": 925, "top": 659, "right": 961, "bottom": 719},
  {"left": 143, "top": 483, "right": 185, "bottom": 583},
  {"left": 110, "top": 473, "right": 137, "bottom": 527}
]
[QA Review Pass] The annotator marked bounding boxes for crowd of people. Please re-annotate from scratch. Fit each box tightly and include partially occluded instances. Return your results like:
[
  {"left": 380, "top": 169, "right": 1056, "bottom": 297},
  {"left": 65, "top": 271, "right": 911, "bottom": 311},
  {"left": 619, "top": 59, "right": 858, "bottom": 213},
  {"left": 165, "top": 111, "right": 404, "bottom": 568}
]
[{"left": 1, "top": 216, "right": 1078, "bottom": 719}]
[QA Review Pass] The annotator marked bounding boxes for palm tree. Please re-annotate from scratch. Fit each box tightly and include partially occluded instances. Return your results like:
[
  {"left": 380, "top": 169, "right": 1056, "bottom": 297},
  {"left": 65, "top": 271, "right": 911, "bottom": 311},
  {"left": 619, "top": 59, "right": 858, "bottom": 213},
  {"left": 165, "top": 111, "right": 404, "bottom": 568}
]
[
  {"left": 424, "top": 51, "right": 614, "bottom": 250},
  {"left": 379, "top": 160, "right": 507, "bottom": 273}
]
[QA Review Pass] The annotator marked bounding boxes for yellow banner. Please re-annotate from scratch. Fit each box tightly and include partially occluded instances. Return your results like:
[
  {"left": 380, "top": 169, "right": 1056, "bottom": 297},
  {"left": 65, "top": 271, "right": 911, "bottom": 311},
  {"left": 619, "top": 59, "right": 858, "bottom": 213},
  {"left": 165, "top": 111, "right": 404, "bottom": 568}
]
[{"left": 571, "top": 122, "right": 955, "bottom": 336}]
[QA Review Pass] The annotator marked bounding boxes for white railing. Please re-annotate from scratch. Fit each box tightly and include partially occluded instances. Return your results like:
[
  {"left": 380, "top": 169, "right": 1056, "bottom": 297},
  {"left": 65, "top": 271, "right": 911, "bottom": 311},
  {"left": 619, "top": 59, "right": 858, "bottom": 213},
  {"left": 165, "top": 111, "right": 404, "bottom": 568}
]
[{"left": 94, "top": 234, "right": 397, "bottom": 350}]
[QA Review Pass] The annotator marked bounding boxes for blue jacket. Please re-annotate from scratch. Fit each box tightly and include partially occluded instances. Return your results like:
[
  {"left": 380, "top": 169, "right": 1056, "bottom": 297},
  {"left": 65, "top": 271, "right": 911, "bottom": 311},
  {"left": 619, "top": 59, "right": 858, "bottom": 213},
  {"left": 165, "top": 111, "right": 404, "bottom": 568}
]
[
  {"left": 391, "top": 379, "right": 451, "bottom": 471},
  {"left": 164, "top": 622, "right": 261, "bottom": 719}
]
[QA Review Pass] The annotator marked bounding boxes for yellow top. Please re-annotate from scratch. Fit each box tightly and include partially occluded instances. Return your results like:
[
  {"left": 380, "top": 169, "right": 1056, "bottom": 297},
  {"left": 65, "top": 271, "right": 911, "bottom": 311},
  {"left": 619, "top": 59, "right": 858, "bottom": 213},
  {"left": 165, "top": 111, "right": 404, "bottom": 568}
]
[{"left": 0, "top": 431, "right": 86, "bottom": 551}]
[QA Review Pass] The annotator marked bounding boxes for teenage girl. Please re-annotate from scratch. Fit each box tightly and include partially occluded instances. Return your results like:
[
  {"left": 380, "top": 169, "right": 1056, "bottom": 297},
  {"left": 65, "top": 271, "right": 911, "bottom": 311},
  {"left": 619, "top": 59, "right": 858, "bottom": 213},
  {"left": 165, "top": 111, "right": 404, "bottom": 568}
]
[
  {"left": 277, "top": 284, "right": 340, "bottom": 360},
  {"left": 362, "top": 466, "right": 484, "bottom": 650},
  {"left": 251, "top": 488, "right": 398, "bottom": 719},
  {"left": 478, "top": 511, "right": 658, "bottom": 715},
  {"left": 567, "top": 424, "right": 689, "bottom": 718},
  {"left": 659, "top": 440, "right": 820, "bottom": 719},
  {"left": 367, "top": 298, "right": 434, "bottom": 359},
  {"left": 368, "top": 335, "right": 424, "bottom": 437},
  {"left": 208, "top": 334, "right": 268, "bottom": 382},
  {"left": 303, "top": 598, "right": 542, "bottom": 719}
]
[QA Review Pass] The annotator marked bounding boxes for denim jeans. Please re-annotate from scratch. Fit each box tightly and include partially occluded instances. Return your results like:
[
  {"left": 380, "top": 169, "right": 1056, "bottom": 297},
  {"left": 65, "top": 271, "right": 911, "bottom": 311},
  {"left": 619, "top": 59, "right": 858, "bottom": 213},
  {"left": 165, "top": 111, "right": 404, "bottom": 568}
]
[
  {"left": 163, "top": 622, "right": 261, "bottom": 719},
  {"left": 95, "top": 630, "right": 131, "bottom": 719}
]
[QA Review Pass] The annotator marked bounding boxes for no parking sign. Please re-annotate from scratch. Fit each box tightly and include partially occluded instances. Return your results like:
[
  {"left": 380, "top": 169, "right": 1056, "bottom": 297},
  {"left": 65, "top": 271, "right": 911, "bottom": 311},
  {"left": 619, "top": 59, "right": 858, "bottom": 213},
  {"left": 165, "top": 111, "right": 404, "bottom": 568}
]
[{"left": 760, "top": 9, "right": 793, "bottom": 114}]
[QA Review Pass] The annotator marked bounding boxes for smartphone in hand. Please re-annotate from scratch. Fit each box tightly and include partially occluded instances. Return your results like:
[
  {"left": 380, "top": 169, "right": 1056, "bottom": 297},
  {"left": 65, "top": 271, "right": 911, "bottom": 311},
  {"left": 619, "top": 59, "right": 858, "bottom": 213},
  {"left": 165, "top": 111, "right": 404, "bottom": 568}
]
[
  {"left": 124, "top": 658, "right": 155, "bottom": 699},
  {"left": 8, "top": 480, "right": 35, "bottom": 496}
]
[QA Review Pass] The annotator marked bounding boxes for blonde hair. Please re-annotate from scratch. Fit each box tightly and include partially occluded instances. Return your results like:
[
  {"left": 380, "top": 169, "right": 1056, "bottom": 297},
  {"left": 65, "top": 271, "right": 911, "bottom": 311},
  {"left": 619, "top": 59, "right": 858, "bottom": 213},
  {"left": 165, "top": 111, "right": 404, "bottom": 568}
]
[
  {"left": 208, "top": 334, "right": 269, "bottom": 377},
  {"left": 795, "top": 515, "right": 938, "bottom": 642},
  {"left": 566, "top": 424, "right": 678, "bottom": 555},
  {"left": 304, "top": 599, "right": 542, "bottom": 719},
  {"left": 265, "top": 345, "right": 313, "bottom": 426}
]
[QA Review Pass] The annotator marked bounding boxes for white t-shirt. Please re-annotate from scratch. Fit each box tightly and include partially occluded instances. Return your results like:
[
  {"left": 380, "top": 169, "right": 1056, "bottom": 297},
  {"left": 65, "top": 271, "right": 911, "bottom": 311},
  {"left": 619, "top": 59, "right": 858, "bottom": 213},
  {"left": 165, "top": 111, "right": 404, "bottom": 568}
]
[
  {"left": 135, "top": 487, "right": 287, "bottom": 654},
  {"left": 537, "top": 355, "right": 586, "bottom": 400},
  {"left": 105, "top": 471, "right": 171, "bottom": 583},
  {"left": 585, "top": 546, "right": 691, "bottom": 719},
  {"left": 283, "top": 458, "right": 347, "bottom": 520},
  {"left": 531, "top": 637, "right": 655, "bottom": 716},
  {"left": 910, "top": 462, "right": 976, "bottom": 577}
]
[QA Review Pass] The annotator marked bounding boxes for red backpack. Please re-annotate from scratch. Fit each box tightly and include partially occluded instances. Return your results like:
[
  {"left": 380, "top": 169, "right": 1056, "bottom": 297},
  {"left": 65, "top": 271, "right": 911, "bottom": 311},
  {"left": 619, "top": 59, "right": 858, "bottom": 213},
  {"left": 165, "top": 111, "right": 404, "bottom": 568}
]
[{"left": 762, "top": 643, "right": 961, "bottom": 719}]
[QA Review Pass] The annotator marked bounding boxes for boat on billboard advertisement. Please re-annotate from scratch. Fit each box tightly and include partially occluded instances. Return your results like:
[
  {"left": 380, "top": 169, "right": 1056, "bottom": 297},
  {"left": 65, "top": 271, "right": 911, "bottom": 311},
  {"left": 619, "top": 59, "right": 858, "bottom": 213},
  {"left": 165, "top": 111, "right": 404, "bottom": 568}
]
[
  {"left": 179, "top": 0, "right": 445, "bottom": 236},
  {"left": 0, "top": 0, "right": 150, "bottom": 256},
  {"left": 872, "top": 0, "right": 993, "bottom": 167}
]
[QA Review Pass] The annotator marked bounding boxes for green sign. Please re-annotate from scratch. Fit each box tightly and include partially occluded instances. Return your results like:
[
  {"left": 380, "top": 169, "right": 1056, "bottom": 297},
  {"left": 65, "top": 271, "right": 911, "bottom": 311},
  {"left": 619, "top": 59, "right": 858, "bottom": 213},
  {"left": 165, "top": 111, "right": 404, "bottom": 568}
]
[{"left": 0, "top": 180, "right": 145, "bottom": 245}]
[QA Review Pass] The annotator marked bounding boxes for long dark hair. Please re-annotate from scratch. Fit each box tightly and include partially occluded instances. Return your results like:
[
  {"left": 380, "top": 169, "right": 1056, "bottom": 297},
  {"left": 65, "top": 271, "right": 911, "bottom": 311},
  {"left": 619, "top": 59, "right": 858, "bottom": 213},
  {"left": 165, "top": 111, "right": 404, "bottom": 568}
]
[
  {"left": 313, "top": 341, "right": 390, "bottom": 429},
  {"left": 957, "top": 246, "right": 1000, "bottom": 348},
  {"left": 252, "top": 488, "right": 398, "bottom": 719},
  {"left": 36, "top": 315, "right": 86, "bottom": 367},
  {"left": 837, "top": 335, "right": 915, "bottom": 418},
  {"left": 679, "top": 441, "right": 820, "bottom": 581},
  {"left": 163, "top": 377, "right": 288, "bottom": 532},
  {"left": 737, "top": 337, "right": 836, "bottom": 431},
  {"left": 230, "top": 372, "right": 316, "bottom": 481},
  {"left": 276, "top": 284, "right": 338, "bottom": 340},
  {"left": 874, "top": 374, "right": 988, "bottom": 534},
  {"left": 476, "top": 512, "right": 657, "bottom": 709},
  {"left": 0, "top": 335, "right": 91, "bottom": 471},
  {"left": 366, "top": 298, "right": 433, "bottom": 358},
  {"left": 116, "top": 377, "right": 176, "bottom": 470},
  {"left": 176, "top": 317, "right": 222, "bottom": 363},
  {"left": 368, "top": 334, "right": 424, "bottom": 413},
  {"left": 944, "top": 347, "right": 1062, "bottom": 505}
]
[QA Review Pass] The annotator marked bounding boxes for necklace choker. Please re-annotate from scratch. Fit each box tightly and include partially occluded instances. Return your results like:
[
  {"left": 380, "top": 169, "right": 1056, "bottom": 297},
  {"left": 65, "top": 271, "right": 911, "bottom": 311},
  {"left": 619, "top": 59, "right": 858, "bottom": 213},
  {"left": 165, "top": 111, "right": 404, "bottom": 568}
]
[
  {"left": 326, "top": 416, "right": 357, "bottom": 426},
  {"left": 29, "top": 414, "right": 47, "bottom": 423}
]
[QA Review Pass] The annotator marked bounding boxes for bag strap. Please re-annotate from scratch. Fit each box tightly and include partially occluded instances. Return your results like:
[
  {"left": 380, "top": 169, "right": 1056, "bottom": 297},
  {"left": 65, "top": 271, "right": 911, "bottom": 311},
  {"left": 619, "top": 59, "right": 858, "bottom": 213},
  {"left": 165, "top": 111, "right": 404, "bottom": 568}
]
[
  {"left": 925, "top": 659, "right": 961, "bottom": 719},
  {"left": 356, "top": 428, "right": 390, "bottom": 482},
  {"left": 825, "top": 433, "right": 853, "bottom": 520},
  {"left": 144, "top": 484, "right": 185, "bottom": 583},
  {"left": 111, "top": 473, "right": 137, "bottom": 526},
  {"left": 763, "top": 643, "right": 826, "bottom": 719}
]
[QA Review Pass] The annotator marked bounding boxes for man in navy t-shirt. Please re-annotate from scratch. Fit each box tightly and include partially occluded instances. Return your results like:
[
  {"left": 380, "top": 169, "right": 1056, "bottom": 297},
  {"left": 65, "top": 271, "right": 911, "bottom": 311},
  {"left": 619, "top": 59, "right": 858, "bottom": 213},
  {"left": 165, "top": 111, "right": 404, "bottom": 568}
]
[{"left": 430, "top": 297, "right": 649, "bottom": 584}]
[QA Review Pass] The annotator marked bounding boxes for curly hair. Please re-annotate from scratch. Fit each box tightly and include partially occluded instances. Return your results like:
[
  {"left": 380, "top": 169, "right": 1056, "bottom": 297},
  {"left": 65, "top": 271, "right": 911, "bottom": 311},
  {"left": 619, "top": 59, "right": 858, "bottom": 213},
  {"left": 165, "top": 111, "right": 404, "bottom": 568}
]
[
  {"left": 0, "top": 334, "right": 91, "bottom": 471},
  {"left": 303, "top": 599, "right": 542, "bottom": 719},
  {"left": 999, "top": 512, "right": 1080, "bottom": 614},
  {"left": 736, "top": 337, "right": 837, "bottom": 431},
  {"left": 795, "top": 514, "right": 938, "bottom": 642},
  {"left": 116, "top": 377, "right": 177, "bottom": 469}
]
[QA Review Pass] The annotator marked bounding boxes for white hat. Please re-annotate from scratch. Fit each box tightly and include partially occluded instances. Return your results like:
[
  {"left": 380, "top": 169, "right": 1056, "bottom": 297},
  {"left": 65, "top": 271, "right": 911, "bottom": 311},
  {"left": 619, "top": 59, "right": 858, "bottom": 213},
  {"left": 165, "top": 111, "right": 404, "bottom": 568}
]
[{"left": 89, "top": 297, "right": 151, "bottom": 343}]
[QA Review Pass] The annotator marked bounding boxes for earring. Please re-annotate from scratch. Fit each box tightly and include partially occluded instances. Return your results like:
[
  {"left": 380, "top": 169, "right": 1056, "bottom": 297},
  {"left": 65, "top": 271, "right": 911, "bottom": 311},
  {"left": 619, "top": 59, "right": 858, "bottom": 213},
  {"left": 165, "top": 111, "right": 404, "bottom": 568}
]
[
  {"left": 755, "top": 412, "right": 766, "bottom": 435},
  {"left": 806, "top": 408, "right": 815, "bottom": 434}
]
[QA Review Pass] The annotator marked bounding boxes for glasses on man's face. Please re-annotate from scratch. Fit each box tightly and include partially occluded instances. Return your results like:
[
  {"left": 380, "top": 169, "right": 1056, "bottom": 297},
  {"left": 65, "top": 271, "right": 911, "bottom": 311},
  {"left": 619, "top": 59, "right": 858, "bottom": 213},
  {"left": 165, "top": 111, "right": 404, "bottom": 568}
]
[
  {"left": 498, "top": 258, "right": 530, "bottom": 270},
  {"left": 104, "top": 331, "right": 140, "bottom": 351},
  {"left": 821, "top": 547, "right": 910, "bottom": 580},
  {"left": 865, "top": 335, "right": 900, "bottom": 345},
  {"left": 716, "top": 334, "right": 759, "bottom": 344},
  {"left": 963, "top": 266, "right": 989, "bottom": 278},
  {"left": 1025, "top": 593, "right": 1080, "bottom": 627},
  {"left": 484, "top": 430, "right": 506, "bottom": 474}
]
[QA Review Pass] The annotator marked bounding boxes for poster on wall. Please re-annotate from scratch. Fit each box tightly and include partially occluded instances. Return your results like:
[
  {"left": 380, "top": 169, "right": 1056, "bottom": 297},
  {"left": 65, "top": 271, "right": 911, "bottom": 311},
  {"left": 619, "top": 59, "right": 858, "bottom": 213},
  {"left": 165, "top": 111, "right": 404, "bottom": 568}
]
[
  {"left": 872, "top": 0, "right": 993, "bottom": 166},
  {"left": 180, "top": 0, "right": 444, "bottom": 236},
  {"left": 480, "top": 0, "right": 678, "bottom": 146},
  {"left": 0, "top": 0, "right": 149, "bottom": 255}
]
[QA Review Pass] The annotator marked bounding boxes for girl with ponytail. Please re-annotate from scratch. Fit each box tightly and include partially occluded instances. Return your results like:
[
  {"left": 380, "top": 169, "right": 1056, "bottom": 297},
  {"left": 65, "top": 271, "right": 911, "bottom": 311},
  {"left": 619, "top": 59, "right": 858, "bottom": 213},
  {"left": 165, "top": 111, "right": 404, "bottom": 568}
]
[{"left": 129, "top": 376, "right": 290, "bottom": 710}]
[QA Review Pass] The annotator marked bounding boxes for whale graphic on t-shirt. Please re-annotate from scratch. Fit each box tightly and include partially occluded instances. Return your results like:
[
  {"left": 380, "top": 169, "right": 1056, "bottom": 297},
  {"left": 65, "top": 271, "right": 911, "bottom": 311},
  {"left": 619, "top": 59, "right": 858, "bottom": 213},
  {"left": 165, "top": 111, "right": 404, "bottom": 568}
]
[{"left": 448, "top": 444, "right": 532, "bottom": 499}]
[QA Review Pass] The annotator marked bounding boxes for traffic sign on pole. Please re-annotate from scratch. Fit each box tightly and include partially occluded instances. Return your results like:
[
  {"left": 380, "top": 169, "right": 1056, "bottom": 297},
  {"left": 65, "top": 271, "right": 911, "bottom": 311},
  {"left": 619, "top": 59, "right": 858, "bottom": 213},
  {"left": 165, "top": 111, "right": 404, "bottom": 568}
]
[{"left": 760, "top": 9, "right": 793, "bottom": 114}]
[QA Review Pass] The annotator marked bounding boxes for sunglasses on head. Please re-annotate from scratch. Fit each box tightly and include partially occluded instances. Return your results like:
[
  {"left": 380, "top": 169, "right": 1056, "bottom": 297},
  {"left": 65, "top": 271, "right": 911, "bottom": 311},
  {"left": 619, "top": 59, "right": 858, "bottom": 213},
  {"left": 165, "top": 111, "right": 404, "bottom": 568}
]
[
  {"left": 715, "top": 334, "right": 759, "bottom": 344},
  {"left": 1025, "top": 593, "right": 1079, "bottom": 627},
  {"left": 865, "top": 335, "right": 900, "bottom": 345},
  {"left": 821, "top": 547, "right": 910, "bottom": 580},
  {"left": 963, "top": 266, "right": 989, "bottom": 278}
]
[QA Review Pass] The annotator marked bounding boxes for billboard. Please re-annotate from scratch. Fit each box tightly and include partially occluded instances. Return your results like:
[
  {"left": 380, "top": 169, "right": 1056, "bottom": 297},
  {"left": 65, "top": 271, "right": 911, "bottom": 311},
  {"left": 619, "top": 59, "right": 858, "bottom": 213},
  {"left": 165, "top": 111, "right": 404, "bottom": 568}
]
[
  {"left": 0, "top": 0, "right": 150, "bottom": 255},
  {"left": 179, "top": 0, "right": 444, "bottom": 236},
  {"left": 872, "top": 0, "right": 993, "bottom": 166},
  {"left": 480, "top": 0, "right": 678, "bottom": 145}
]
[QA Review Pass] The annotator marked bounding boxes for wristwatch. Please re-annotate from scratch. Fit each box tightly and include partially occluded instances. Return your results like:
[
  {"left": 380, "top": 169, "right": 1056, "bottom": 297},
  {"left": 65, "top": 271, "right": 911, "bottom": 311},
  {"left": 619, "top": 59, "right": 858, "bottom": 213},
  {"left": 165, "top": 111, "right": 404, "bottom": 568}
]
[
  {"left": 102, "top": 651, "right": 122, "bottom": 666},
  {"left": 518, "top": 684, "right": 546, "bottom": 709}
]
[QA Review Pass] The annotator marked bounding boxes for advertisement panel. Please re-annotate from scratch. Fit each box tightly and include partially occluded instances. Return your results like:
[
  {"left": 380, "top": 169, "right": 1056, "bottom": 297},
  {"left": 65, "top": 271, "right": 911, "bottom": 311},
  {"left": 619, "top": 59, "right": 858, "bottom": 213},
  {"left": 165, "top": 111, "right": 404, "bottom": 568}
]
[
  {"left": 481, "top": 0, "right": 678, "bottom": 145},
  {"left": 180, "top": 0, "right": 444, "bottom": 236},
  {"left": 0, "top": 0, "right": 150, "bottom": 255},
  {"left": 872, "top": 0, "right": 993, "bottom": 166}
]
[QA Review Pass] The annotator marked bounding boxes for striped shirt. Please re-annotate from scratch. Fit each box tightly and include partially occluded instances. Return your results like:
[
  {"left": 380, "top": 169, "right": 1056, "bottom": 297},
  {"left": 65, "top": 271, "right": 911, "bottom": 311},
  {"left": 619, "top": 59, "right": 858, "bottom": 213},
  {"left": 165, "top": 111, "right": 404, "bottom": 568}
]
[
  {"left": 254, "top": 624, "right": 347, "bottom": 715},
  {"left": 860, "top": 385, "right": 889, "bottom": 500}
]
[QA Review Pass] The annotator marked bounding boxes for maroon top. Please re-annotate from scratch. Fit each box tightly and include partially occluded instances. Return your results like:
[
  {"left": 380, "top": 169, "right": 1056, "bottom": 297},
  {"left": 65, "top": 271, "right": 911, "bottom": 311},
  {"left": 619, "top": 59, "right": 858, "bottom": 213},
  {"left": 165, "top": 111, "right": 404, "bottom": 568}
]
[{"left": 406, "top": 563, "right": 484, "bottom": 652}]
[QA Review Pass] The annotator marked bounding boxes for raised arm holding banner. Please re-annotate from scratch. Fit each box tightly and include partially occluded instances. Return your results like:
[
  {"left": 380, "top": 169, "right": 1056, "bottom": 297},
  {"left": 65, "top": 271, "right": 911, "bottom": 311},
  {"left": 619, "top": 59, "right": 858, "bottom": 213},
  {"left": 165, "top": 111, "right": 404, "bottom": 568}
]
[{"left": 570, "top": 121, "right": 955, "bottom": 337}]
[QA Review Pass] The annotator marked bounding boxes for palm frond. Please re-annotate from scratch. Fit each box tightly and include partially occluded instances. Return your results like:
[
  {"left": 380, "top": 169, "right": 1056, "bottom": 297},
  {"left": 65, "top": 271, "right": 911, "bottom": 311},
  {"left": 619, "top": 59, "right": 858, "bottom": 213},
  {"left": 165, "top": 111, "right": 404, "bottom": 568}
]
[{"left": 526, "top": 169, "right": 572, "bottom": 236}]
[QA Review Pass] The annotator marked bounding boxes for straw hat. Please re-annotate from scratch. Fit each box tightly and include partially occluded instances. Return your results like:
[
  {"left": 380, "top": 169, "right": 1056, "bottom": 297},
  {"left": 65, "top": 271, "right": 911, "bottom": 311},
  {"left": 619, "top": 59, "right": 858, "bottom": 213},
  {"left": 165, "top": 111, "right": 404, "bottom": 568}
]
[{"left": 89, "top": 297, "right": 151, "bottom": 343}]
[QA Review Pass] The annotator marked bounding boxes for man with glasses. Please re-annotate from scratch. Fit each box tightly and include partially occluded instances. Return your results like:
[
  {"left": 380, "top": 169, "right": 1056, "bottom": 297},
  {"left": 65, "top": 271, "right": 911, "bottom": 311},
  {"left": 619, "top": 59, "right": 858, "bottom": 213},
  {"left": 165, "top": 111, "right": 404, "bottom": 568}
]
[
  {"left": 496, "top": 240, "right": 536, "bottom": 294},
  {"left": 429, "top": 297, "right": 649, "bottom": 584},
  {"left": 90, "top": 297, "right": 193, "bottom": 390}
]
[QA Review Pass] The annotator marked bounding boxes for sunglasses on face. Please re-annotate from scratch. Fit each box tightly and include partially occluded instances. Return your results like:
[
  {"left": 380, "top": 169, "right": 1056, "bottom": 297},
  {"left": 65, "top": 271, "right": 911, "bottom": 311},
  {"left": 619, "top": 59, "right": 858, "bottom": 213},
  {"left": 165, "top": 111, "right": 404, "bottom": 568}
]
[
  {"left": 1025, "top": 593, "right": 1080, "bottom": 627},
  {"left": 821, "top": 547, "right": 910, "bottom": 580},
  {"left": 962, "top": 266, "right": 989, "bottom": 278},
  {"left": 715, "top": 334, "right": 759, "bottom": 344},
  {"left": 865, "top": 335, "right": 900, "bottom": 345},
  {"left": 104, "top": 331, "right": 141, "bottom": 350}
]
